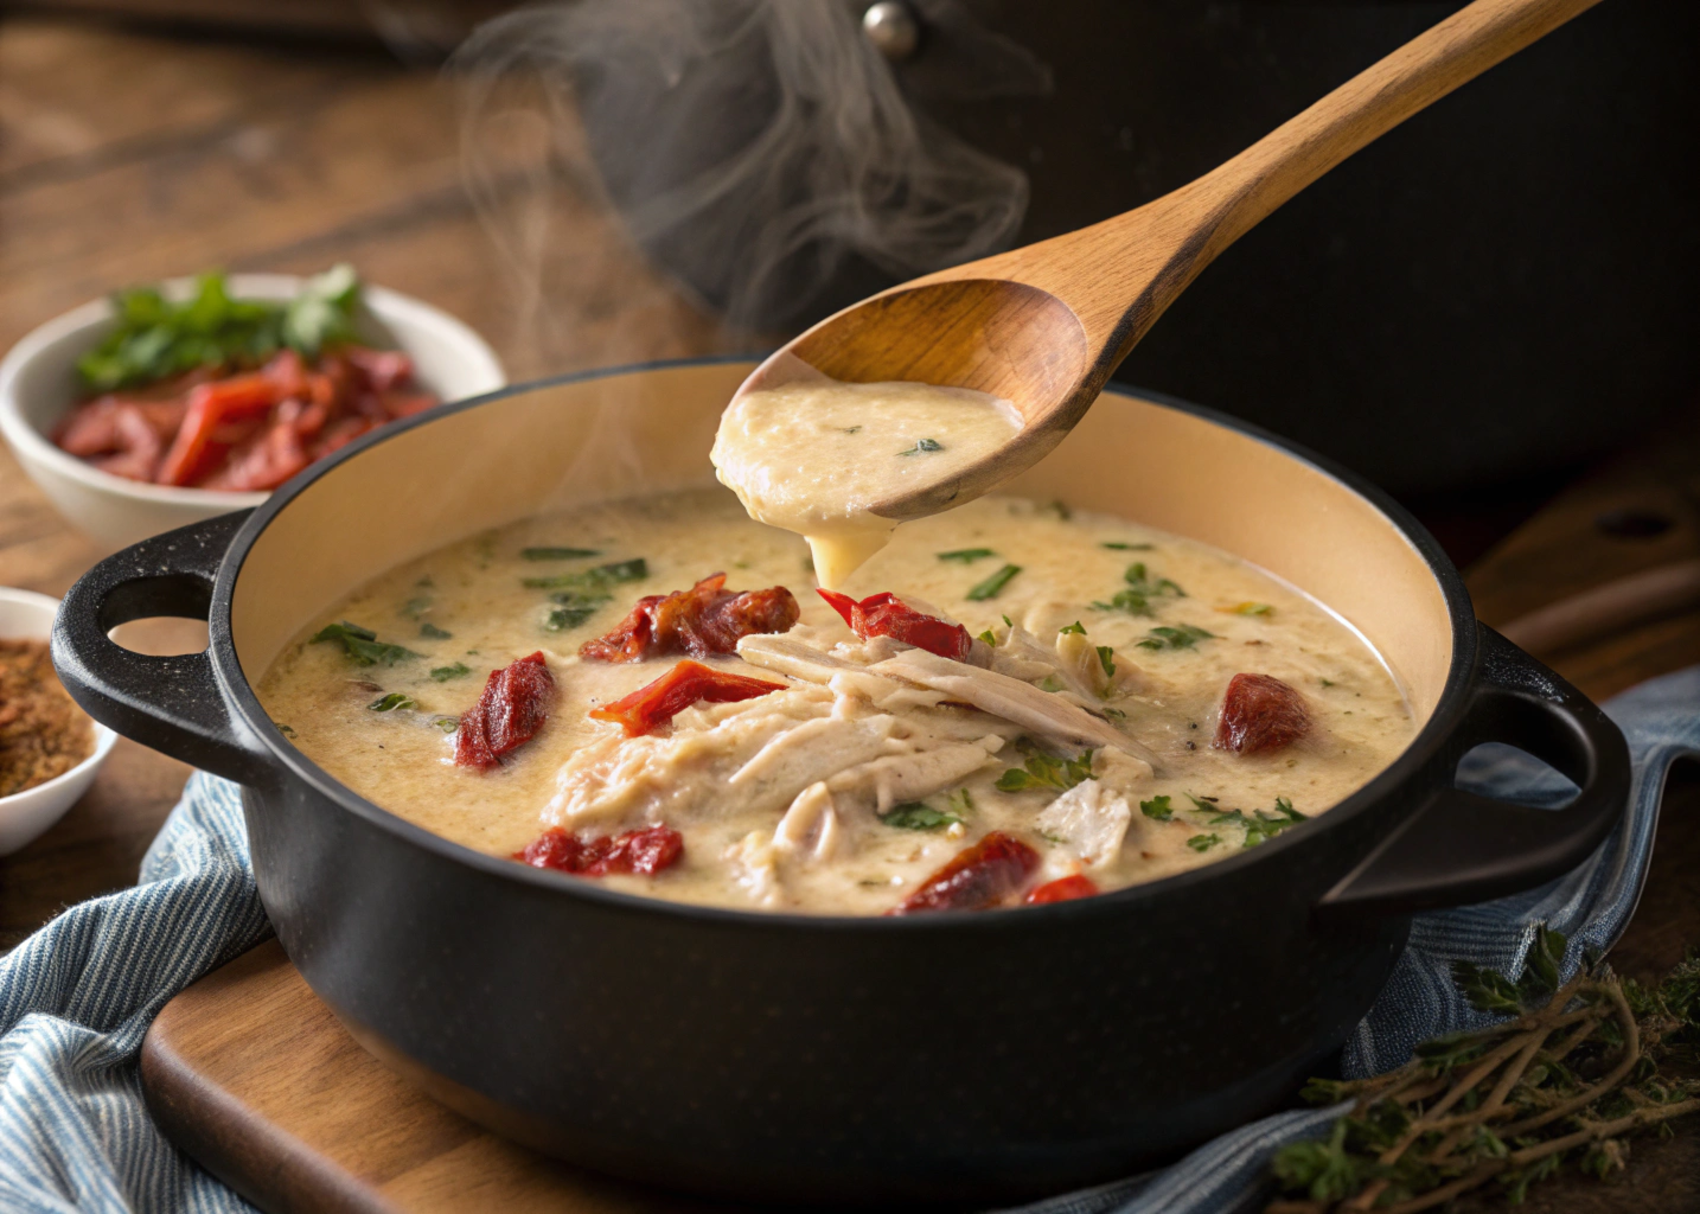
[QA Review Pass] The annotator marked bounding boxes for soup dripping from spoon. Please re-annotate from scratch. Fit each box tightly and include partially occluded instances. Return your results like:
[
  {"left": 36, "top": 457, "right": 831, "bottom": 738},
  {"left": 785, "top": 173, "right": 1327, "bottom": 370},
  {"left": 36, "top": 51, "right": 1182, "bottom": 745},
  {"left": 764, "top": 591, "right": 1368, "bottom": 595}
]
[{"left": 712, "top": 0, "right": 1601, "bottom": 588}]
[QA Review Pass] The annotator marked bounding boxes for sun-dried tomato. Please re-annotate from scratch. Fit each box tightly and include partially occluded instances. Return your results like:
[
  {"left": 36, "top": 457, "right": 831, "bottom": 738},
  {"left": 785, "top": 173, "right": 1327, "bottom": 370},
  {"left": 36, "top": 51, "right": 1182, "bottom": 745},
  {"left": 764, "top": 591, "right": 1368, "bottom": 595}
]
[
  {"left": 817, "top": 589, "right": 972, "bottom": 662},
  {"left": 1215, "top": 673, "right": 1311, "bottom": 754},
  {"left": 888, "top": 831, "right": 1042, "bottom": 915},
  {"left": 1024, "top": 874, "right": 1100, "bottom": 905},
  {"left": 590, "top": 659, "right": 786, "bottom": 737},
  {"left": 455, "top": 651, "right": 556, "bottom": 770},
  {"left": 580, "top": 574, "right": 799, "bottom": 663},
  {"left": 516, "top": 824, "right": 685, "bottom": 877}
]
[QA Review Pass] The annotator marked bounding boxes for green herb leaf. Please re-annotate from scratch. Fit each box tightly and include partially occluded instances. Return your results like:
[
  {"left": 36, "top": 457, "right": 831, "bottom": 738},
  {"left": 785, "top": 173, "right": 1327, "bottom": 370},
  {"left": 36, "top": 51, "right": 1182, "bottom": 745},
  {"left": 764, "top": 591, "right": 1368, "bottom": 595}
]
[
  {"left": 1096, "top": 645, "right": 1116, "bottom": 678},
  {"left": 1091, "top": 588, "right": 1154, "bottom": 617},
  {"left": 1185, "top": 792, "right": 1217, "bottom": 813},
  {"left": 312, "top": 621, "right": 420, "bottom": 667},
  {"left": 938, "top": 548, "right": 996, "bottom": 564},
  {"left": 544, "top": 589, "right": 612, "bottom": 631},
  {"left": 1058, "top": 621, "right": 1086, "bottom": 635},
  {"left": 521, "top": 547, "right": 602, "bottom": 561},
  {"left": 430, "top": 662, "right": 472, "bottom": 682},
  {"left": 432, "top": 715, "right": 459, "bottom": 733},
  {"left": 1186, "top": 833, "right": 1220, "bottom": 852},
  {"left": 898, "top": 438, "right": 944, "bottom": 456},
  {"left": 1101, "top": 542, "right": 1154, "bottom": 551},
  {"left": 1135, "top": 624, "right": 1214, "bottom": 651},
  {"left": 1139, "top": 795, "right": 1173, "bottom": 821},
  {"left": 419, "top": 621, "right": 452, "bottom": 640},
  {"left": 1220, "top": 601, "right": 1274, "bottom": 616},
  {"left": 976, "top": 628, "right": 996, "bottom": 646},
  {"left": 967, "top": 563, "right": 1022, "bottom": 601},
  {"left": 878, "top": 802, "right": 964, "bottom": 831},
  {"left": 996, "top": 748, "right": 1095, "bottom": 793},
  {"left": 76, "top": 266, "right": 366, "bottom": 393},
  {"left": 1124, "top": 562, "right": 1186, "bottom": 598},
  {"left": 523, "top": 558, "right": 648, "bottom": 591},
  {"left": 367, "top": 692, "right": 415, "bottom": 712}
]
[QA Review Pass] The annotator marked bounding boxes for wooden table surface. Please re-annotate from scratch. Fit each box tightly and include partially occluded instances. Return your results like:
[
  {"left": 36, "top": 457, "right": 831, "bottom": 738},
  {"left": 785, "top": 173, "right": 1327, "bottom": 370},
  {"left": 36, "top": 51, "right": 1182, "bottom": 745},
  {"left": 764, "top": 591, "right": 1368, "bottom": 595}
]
[{"left": 2, "top": 13, "right": 1696, "bottom": 1211}]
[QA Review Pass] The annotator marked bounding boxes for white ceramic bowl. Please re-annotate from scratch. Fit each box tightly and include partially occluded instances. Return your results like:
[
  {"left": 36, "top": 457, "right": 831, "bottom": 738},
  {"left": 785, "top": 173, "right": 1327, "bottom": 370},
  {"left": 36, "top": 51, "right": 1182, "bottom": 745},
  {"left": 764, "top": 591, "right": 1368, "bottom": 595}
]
[
  {"left": 0, "top": 275, "right": 506, "bottom": 552},
  {"left": 0, "top": 587, "right": 117, "bottom": 855}
]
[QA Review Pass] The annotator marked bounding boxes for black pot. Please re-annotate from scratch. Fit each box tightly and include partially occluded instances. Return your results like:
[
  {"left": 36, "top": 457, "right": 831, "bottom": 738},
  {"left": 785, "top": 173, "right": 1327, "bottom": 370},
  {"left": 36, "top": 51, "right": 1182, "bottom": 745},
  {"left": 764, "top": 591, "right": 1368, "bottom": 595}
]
[{"left": 52, "top": 362, "right": 1628, "bottom": 1205}]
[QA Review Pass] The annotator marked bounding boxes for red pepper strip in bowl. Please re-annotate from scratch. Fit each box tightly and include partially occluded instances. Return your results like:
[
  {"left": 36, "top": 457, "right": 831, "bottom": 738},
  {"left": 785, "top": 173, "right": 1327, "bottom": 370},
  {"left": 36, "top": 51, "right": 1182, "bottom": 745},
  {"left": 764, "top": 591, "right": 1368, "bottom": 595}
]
[
  {"left": 580, "top": 574, "right": 799, "bottom": 663},
  {"left": 816, "top": 589, "right": 972, "bottom": 662},
  {"left": 455, "top": 652, "right": 556, "bottom": 770},
  {"left": 1215, "top": 673, "right": 1311, "bottom": 754},
  {"left": 155, "top": 372, "right": 279, "bottom": 486},
  {"left": 1025, "top": 874, "right": 1100, "bottom": 905},
  {"left": 516, "top": 824, "right": 684, "bottom": 877},
  {"left": 887, "top": 831, "right": 1041, "bottom": 915},
  {"left": 590, "top": 659, "right": 787, "bottom": 737}
]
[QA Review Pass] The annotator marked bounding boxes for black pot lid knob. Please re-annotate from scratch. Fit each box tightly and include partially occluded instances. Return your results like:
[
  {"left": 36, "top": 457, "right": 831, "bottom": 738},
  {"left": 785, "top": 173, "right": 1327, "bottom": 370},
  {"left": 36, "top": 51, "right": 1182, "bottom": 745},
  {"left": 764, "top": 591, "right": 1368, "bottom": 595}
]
[{"left": 863, "top": 1, "right": 921, "bottom": 61}]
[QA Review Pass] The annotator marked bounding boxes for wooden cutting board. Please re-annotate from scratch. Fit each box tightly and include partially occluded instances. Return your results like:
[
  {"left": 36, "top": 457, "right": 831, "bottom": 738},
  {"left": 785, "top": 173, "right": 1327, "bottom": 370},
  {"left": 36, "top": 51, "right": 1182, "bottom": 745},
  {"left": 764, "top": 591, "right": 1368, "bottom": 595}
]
[{"left": 140, "top": 938, "right": 719, "bottom": 1214}]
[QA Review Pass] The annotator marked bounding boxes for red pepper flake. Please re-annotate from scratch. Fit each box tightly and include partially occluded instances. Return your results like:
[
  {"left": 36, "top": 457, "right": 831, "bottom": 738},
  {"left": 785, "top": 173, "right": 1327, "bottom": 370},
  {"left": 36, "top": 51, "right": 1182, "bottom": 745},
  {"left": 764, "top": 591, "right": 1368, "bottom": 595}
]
[
  {"left": 1215, "top": 673, "right": 1311, "bottom": 754},
  {"left": 516, "top": 824, "right": 684, "bottom": 877},
  {"left": 590, "top": 659, "right": 786, "bottom": 737},
  {"left": 455, "top": 651, "right": 555, "bottom": 770},
  {"left": 1024, "top": 874, "right": 1100, "bottom": 905},
  {"left": 888, "top": 830, "right": 1041, "bottom": 915},
  {"left": 580, "top": 574, "right": 799, "bottom": 663},
  {"left": 816, "top": 589, "right": 972, "bottom": 662}
]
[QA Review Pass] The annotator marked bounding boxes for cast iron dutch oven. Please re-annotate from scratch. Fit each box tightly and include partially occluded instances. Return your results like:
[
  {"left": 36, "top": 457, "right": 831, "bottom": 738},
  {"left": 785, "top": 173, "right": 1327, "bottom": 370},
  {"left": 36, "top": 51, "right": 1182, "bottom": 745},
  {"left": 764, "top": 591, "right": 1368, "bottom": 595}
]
[{"left": 52, "top": 360, "right": 1628, "bottom": 1205}]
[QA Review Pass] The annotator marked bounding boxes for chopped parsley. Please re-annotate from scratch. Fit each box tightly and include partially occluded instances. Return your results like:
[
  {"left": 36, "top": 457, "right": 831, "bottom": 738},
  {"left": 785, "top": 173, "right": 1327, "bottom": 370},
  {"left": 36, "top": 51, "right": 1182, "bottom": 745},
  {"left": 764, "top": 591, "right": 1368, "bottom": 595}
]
[
  {"left": 1092, "top": 562, "right": 1185, "bottom": 617},
  {"left": 523, "top": 558, "right": 648, "bottom": 591},
  {"left": 1059, "top": 621, "right": 1086, "bottom": 635},
  {"left": 878, "top": 802, "right": 964, "bottom": 831},
  {"left": 967, "top": 563, "right": 1022, "bottom": 601},
  {"left": 1135, "top": 624, "right": 1214, "bottom": 651},
  {"left": 430, "top": 662, "right": 472, "bottom": 682},
  {"left": 938, "top": 548, "right": 996, "bottom": 563},
  {"left": 419, "top": 621, "right": 452, "bottom": 640},
  {"left": 367, "top": 692, "right": 416, "bottom": 712},
  {"left": 1139, "top": 795, "right": 1173, "bottom": 821},
  {"left": 1186, "top": 834, "right": 1221, "bottom": 852},
  {"left": 311, "top": 621, "right": 420, "bottom": 667},
  {"left": 996, "top": 747, "right": 1095, "bottom": 793},
  {"left": 1101, "top": 541, "right": 1154, "bottom": 551},
  {"left": 521, "top": 546, "right": 601, "bottom": 561},
  {"left": 1096, "top": 645, "right": 1116, "bottom": 677},
  {"left": 1208, "top": 797, "right": 1307, "bottom": 847},
  {"left": 898, "top": 438, "right": 944, "bottom": 456},
  {"left": 432, "top": 715, "right": 459, "bottom": 733},
  {"left": 1218, "top": 601, "right": 1274, "bottom": 616},
  {"left": 1185, "top": 793, "right": 1218, "bottom": 813},
  {"left": 976, "top": 628, "right": 997, "bottom": 645}
]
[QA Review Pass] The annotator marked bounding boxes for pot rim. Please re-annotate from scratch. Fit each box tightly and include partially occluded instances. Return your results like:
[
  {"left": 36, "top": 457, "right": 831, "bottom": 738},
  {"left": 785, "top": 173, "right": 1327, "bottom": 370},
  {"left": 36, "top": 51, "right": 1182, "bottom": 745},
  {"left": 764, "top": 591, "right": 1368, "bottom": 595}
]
[{"left": 209, "top": 354, "right": 1479, "bottom": 931}]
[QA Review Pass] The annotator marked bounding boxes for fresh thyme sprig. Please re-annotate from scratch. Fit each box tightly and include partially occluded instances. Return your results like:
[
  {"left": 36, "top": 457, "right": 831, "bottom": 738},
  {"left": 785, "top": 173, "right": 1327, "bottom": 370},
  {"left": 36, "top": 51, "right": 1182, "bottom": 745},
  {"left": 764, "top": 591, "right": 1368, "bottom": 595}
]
[{"left": 1267, "top": 926, "right": 1700, "bottom": 1213}]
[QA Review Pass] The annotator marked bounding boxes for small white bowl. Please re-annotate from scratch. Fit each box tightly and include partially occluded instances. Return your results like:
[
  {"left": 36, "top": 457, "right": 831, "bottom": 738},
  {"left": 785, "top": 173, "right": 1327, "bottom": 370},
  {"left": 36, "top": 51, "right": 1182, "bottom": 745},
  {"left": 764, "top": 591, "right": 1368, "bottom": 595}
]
[
  {"left": 0, "top": 274, "right": 506, "bottom": 553},
  {"left": 0, "top": 587, "right": 117, "bottom": 856}
]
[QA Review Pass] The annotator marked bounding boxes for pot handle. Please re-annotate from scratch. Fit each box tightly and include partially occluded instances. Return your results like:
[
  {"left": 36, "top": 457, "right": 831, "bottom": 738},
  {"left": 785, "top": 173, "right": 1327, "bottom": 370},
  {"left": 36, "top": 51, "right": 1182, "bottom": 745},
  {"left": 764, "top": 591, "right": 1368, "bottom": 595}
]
[
  {"left": 1317, "top": 623, "right": 1630, "bottom": 919},
  {"left": 52, "top": 510, "right": 274, "bottom": 786}
]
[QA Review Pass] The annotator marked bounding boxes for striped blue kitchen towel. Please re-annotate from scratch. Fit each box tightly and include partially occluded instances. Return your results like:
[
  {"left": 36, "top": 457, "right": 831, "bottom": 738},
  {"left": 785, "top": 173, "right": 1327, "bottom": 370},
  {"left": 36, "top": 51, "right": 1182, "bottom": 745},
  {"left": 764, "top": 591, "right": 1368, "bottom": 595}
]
[{"left": 1, "top": 667, "right": 1696, "bottom": 1214}]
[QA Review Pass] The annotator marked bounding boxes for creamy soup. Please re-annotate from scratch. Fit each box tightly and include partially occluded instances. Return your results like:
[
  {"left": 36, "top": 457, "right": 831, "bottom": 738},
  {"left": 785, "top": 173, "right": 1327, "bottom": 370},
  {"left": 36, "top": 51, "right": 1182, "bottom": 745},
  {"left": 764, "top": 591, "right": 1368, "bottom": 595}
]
[
  {"left": 712, "top": 376, "right": 1020, "bottom": 587},
  {"left": 258, "top": 488, "right": 1414, "bottom": 916}
]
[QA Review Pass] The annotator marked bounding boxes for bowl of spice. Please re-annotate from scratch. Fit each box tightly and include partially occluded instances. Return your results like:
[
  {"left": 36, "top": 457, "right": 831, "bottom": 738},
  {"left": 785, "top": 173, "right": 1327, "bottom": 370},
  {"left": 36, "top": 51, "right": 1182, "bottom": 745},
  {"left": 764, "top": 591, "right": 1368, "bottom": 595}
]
[
  {"left": 0, "top": 268, "right": 504, "bottom": 552},
  {"left": 0, "top": 587, "right": 115, "bottom": 855}
]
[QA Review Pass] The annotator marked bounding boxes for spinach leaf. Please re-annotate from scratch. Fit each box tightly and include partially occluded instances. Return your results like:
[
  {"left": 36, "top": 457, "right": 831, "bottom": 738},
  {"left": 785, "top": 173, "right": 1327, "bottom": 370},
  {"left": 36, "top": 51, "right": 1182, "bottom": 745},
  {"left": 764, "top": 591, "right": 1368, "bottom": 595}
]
[
  {"left": 523, "top": 558, "right": 648, "bottom": 591},
  {"left": 367, "top": 692, "right": 415, "bottom": 712},
  {"left": 430, "top": 662, "right": 472, "bottom": 682},
  {"left": 1135, "top": 624, "right": 1214, "bottom": 651},
  {"left": 966, "top": 563, "right": 1022, "bottom": 601},
  {"left": 419, "top": 621, "right": 452, "bottom": 640},
  {"left": 521, "top": 547, "right": 602, "bottom": 561},
  {"left": 312, "top": 621, "right": 420, "bottom": 667}
]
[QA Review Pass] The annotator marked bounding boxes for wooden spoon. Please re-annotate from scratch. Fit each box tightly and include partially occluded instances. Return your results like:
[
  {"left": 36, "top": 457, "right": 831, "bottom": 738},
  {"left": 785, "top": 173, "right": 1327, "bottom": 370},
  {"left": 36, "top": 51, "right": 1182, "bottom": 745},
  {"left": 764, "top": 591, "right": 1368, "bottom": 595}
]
[{"left": 731, "top": 0, "right": 1602, "bottom": 521}]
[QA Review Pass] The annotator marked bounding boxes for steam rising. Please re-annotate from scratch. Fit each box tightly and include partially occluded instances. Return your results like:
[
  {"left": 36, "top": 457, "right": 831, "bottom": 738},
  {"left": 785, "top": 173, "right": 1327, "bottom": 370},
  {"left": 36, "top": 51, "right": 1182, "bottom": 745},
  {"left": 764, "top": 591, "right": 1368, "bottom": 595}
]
[{"left": 453, "top": 0, "right": 1033, "bottom": 334}]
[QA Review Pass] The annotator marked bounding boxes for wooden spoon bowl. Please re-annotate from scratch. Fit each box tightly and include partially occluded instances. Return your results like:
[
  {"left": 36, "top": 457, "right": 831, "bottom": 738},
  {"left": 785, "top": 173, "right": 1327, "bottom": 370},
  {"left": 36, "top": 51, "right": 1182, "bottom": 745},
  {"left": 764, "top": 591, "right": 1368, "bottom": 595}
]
[{"left": 734, "top": 0, "right": 1602, "bottom": 522}]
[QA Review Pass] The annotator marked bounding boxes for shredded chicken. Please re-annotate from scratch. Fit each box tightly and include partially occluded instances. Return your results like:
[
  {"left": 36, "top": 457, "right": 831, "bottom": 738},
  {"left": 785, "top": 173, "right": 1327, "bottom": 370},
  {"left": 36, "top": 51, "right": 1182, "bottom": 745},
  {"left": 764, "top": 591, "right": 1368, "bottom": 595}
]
[{"left": 1036, "top": 778, "right": 1133, "bottom": 868}]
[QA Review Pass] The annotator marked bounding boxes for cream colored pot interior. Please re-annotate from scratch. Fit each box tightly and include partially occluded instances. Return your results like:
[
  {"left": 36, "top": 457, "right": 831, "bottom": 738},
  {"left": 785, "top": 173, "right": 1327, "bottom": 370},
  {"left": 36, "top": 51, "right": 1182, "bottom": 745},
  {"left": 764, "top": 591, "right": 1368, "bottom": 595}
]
[{"left": 231, "top": 362, "right": 1452, "bottom": 724}]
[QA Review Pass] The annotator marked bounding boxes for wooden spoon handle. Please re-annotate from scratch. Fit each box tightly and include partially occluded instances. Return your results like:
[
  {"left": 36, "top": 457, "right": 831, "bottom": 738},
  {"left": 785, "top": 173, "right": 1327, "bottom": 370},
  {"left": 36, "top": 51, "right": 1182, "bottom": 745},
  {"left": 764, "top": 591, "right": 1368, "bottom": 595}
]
[{"left": 1200, "top": 0, "right": 1604, "bottom": 254}]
